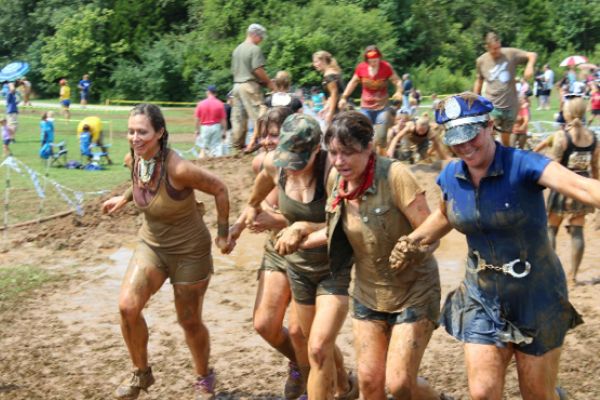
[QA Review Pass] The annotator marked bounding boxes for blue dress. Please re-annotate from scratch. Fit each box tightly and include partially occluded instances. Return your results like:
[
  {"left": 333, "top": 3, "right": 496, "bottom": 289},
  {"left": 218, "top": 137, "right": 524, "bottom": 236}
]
[{"left": 437, "top": 143, "right": 582, "bottom": 355}]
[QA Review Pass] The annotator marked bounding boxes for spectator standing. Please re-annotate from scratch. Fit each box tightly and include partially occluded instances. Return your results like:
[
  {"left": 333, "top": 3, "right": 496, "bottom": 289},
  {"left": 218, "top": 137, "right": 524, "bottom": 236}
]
[
  {"left": 5, "top": 83, "right": 18, "bottom": 140},
  {"left": 230, "top": 23, "right": 275, "bottom": 153},
  {"left": 474, "top": 32, "right": 537, "bottom": 147},
  {"left": 59, "top": 79, "right": 71, "bottom": 120},
  {"left": 540, "top": 64, "right": 554, "bottom": 110},
  {"left": 401, "top": 73, "right": 413, "bottom": 112},
  {"left": 78, "top": 74, "right": 92, "bottom": 108},
  {"left": 20, "top": 77, "right": 32, "bottom": 107},
  {"left": 2, "top": 118, "right": 13, "bottom": 156},
  {"left": 195, "top": 85, "right": 227, "bottom": 158},
  {"left": 588, "top": 82, "right": 600, "bottom": 126}
]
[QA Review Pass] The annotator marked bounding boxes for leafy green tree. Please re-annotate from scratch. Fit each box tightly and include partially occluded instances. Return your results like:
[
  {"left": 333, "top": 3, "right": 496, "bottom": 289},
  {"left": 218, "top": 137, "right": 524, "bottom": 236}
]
[{"left": 40, "top": 5, "right": 123, "bottom": 97}]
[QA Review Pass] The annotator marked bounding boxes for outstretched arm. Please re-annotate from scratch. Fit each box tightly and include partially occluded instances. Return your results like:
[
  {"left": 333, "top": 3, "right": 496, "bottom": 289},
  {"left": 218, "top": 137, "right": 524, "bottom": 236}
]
[
  {"left": 523, "top": 52, "right": 538, "bottom": 81},
  {"left": 538, "top": 161, "right": 600, "bottom": 207}
]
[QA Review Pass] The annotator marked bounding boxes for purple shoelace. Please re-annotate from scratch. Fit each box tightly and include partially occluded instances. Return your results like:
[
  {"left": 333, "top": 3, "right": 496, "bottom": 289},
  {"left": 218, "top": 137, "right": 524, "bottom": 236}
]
[
  {"left": 289, "top": 362, "right": 301, "bottom": 380},
  {"left": 194, "top": 371, "right": 215, "bottom": 392}
]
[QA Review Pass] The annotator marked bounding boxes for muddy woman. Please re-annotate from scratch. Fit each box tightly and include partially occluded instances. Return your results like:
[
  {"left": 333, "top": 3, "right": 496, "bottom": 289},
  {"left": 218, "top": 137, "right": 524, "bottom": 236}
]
[
  {"left": 102, "top": 103, "right": 230, "bottom": 400},
  {"left": 304, "top": 110, "right": 446, "bottom": 399},
  {"left": 242, "top": 114, "right": 358, "bottom": 399},
  {"left": 226, "top": 106, "right": 309, "bottom": 399},
  {"left": 405, "top": 93, "right": 600, "bottom": 399}
]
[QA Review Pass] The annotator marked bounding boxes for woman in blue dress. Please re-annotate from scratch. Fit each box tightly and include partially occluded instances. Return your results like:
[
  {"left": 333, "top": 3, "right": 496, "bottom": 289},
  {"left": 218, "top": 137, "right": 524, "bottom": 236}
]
[{"left": 396, "top": 92, "right": 600, "bottom": 400}]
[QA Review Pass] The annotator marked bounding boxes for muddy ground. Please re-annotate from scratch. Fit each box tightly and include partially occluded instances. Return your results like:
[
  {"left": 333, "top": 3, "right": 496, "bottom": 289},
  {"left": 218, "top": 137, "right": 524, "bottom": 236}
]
[{"left": 0, "top": 155, "right": 598, "bottom": 399}]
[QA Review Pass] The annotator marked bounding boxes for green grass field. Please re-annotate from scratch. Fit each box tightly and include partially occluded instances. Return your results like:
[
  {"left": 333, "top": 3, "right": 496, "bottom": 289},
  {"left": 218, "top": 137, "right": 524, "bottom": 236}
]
[
  {"left": 1, "top": 104, "right": 198, "bottom": 225},
  {"left": 0, "top": 264, "right": 61, "bottom": 307},
  {"left": 0, "top": 92, "right": 574, "bottom": 226}
]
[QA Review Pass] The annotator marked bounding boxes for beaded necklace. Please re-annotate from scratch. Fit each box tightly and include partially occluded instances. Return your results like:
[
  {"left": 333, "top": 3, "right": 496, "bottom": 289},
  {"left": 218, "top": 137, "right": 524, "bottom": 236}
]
[{"left": 138, "top": 151, "right": 161, "bottom": 184}]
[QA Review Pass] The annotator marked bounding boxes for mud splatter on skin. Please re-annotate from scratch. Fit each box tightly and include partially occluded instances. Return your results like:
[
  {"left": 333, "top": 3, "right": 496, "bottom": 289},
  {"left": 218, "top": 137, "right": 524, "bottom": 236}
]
[{"left": 0, "top": 159, "right": 598, "bottom": 399}]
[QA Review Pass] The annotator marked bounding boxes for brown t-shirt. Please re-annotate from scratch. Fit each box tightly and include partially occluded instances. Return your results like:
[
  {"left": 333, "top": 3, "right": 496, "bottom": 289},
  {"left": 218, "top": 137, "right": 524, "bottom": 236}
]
[
  {"left": 341, "top": 161, "right": 440, "bottom": 313},
  {"left": 476, "top": 47, "right": 529, "bottom": 110}
]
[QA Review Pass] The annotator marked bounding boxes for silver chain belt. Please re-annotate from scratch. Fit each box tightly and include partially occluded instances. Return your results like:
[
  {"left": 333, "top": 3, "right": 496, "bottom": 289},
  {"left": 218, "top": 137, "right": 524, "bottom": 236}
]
[{"left": 471, "top": 250, "right": 531, "bottom": 278}]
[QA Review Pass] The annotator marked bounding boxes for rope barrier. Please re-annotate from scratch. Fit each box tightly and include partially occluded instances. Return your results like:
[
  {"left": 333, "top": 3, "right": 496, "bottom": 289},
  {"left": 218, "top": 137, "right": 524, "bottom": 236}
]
[{"left": 0, "top": 156, "right": 110, "bottom": 227}]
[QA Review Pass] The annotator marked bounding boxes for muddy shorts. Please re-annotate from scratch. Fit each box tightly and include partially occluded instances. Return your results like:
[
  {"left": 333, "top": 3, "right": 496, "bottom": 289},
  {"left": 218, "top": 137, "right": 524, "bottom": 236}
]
[
  {"left": 547, "top": 188, "right": 594, "bottom": 217},
  {"left": 286, "top": 256, "right": 350, "bottom": 305},
  {"left": 440, "top": 273, "right": 582, "bottom": 356},
  {"left": 258, "top": 238, "right": 288, "bottom": 274},
  {"left": 351, "top": 297, "right": 439, "bottom": 326},
  {"left": 131, "top": 240, "right": 213, "bottom": 284},
  {"left": 490, "top": 107, "right": 516, "bottom": 133}
]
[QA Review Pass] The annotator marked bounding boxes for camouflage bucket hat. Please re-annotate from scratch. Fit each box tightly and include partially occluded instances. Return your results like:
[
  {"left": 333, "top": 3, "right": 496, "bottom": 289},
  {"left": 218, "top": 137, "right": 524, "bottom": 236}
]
[{"left": 273, "top": 114, "right": 322, "bottom": 170}]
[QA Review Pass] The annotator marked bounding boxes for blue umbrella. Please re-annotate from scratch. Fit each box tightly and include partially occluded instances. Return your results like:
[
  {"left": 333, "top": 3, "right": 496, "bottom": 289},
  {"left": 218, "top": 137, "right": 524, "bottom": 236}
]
[{"left": 0, "top": 61, "right": 30, "bottom": 82}]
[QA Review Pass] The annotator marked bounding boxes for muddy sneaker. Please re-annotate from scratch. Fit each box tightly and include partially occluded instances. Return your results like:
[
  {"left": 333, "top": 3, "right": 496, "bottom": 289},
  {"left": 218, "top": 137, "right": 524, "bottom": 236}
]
[
  {"left": 334, "top": 371, "right": 358, "bottom": 400},
  {"left": 193, "top": 370, "right": 216, "bottom": 400},
  {"left": 284, "top": 362, "right": 305, "bottom": 399},
  {"left": 556, "top": 387, "right": 568, "bottom": 400},
  {"left": 114, "top": 367, "right": 155, "bottom": 400}
]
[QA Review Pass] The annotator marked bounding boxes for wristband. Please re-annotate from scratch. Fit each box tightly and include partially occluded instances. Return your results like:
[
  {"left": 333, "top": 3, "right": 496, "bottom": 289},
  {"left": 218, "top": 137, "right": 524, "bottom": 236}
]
[
  {"left": 123, "top": 186, "right": 133, "bottom": 202},
  {"left": 217, "top": 222, "right": 229, "bottom": 238}
]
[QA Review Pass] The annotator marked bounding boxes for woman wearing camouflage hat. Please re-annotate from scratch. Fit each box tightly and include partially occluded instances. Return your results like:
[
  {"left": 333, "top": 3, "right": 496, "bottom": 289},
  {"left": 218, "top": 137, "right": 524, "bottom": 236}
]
[
  {"left": 402, "top": 92, "right": 600, "bottom": 399},
  {"left": 305, "top": 110, "right": 444, "bottom": 399},
  {"left": 243, "top": 113, "right": 358, "bottom": 399}
]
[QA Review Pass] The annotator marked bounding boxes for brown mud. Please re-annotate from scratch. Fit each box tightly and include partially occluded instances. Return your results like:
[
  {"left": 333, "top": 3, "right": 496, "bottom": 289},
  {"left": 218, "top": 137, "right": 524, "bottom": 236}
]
[{"left": 0, "top": 155, "right": 598, "bottom": 399}]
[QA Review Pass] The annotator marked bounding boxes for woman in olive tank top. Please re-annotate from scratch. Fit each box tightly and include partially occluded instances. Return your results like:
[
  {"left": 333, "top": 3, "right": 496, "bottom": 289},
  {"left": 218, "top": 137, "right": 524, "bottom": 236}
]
[
  {"left": 102, "top": 104, "right": 230, "bottom": 399},
  {"left": 243, "top": 114, "right": 357, "bottom": 399}
]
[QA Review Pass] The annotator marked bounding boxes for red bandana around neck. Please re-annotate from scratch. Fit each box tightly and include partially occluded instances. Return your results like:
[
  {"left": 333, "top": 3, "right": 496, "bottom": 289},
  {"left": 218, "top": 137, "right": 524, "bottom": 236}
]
[{"left": 331, "top": 153, "right": 375, "bottom": 210}]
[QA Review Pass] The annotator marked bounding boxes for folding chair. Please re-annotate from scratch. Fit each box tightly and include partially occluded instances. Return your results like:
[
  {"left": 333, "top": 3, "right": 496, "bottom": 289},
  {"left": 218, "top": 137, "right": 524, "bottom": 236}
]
[{"left": 49, "top": 141, "right": 68, "bottom": 166}]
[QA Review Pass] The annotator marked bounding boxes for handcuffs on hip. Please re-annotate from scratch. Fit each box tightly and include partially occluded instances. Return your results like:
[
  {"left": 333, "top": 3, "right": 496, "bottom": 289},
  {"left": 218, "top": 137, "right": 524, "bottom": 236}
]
[{"left": 471, "top": 250, "right": 531, "bottom": 278}]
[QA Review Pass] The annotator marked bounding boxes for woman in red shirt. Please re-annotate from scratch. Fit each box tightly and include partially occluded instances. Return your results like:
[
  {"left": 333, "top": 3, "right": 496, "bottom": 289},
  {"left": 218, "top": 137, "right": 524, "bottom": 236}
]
[{"left": 338, "top": 45, "right": 403, "bottom": 155}]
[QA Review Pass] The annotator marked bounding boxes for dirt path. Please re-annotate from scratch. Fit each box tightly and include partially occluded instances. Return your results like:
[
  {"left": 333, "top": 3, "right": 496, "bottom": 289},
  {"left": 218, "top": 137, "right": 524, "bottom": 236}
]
[{"left": 0, "top": 156, "right": 599, "bottom": 399}]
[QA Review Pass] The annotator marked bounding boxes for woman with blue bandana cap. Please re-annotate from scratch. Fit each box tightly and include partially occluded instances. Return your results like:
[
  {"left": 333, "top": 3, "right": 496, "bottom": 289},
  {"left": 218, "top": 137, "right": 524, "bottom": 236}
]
[{"left": 398, "top": 92, "right": 600, "bottom": 399}]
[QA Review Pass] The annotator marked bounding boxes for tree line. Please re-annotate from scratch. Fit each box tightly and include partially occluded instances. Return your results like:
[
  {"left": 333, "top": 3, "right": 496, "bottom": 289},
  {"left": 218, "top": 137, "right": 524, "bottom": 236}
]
[{"left": 1, "top": 0, "right": 598, "bottom": 102}]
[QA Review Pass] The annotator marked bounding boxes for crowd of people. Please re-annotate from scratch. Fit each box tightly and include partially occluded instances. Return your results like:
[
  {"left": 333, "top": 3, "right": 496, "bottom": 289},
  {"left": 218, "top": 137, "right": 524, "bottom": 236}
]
[{"left": 99, "top": 22, "right": 600, "bottom": 400}]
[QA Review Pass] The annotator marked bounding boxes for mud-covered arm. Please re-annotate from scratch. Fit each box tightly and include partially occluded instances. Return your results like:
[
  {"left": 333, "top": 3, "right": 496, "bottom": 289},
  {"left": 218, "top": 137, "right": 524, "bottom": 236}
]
[
  {"left": 245, "top": 154, "right": 278, "bottom": 226},
  {"left": 275, "top": 221, "right": 326, "bottom": 255},
  {"left": 408, "top": 206, "right": 453, "bottom": 245},
  {"left": 538, "top": 161, "right": 600, "bottom": 208},
  {"left": 299, "top": 226, "right": 327, "bottom": 249},
  {"left": 386, "top": 124, "right": 410, "bottom": 158},
  {"left": 171, "top": 158, "right": 230, "bottom": 241}
]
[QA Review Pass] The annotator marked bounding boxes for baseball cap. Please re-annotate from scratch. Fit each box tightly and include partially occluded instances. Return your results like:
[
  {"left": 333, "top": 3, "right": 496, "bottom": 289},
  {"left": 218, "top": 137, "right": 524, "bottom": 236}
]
[{"left": 273, "top": 114, "right": 322, "bottom": 170}]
